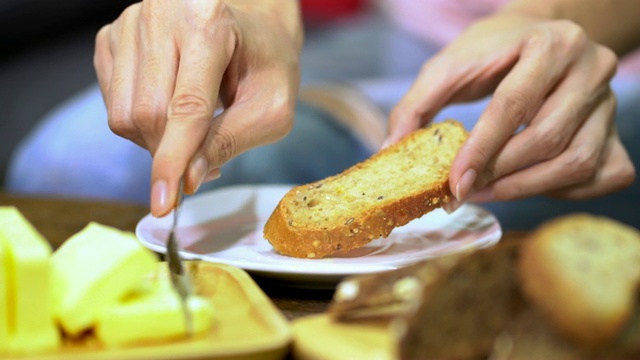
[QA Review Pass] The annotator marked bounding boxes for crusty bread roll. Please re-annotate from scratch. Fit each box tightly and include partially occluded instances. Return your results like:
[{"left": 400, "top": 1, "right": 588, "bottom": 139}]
[
  {"left": 263, "top": 120, "right": 468, "bottom": 258},
  {"left": 518, "top": 213, "right": 640, "bottom": 347}
]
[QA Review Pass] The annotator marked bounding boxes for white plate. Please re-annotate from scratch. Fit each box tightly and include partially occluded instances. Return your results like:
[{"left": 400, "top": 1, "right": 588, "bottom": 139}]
[{"left": 136, "top": 184, "right": 502, "bottom": 288}]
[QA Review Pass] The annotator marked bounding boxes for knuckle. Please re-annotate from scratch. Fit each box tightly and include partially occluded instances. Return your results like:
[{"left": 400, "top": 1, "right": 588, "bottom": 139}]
[
  {"left": 107, "top": 106, "right": 133, "bottom": 138},
  {"left": 169, "top": 93, "right": 213, "bottom": 120},
  {"left": 466, "top": 136, "right": 495, "bottom": 168},
  {"left": 526, "top": 26, "right": 554, "bottom": 53},
  {"left": 131, "top": 99, "right": 166, "bottom": 135},
  {"left": 532, "top": 125, "right": 567, "bottom": 158},
  {"left": 267, "top": 93, "right": 296, "bottom": 140},
  {"left": 193, "top": 0, "right": 237, "bottom": 34},
  {"left": 131, "top": 100, "right": 165, "bottom": 130},
  {"left": 94, "top": 25, "right": 110, "bottom": 48},
  {"left": 207, "top": 128, "right": 238, "bottom": 166},
  {"left": 609, "top": 146, "right": 636, "bottom": 190},
  {"left": 529, "top": 20, "right": 587, "bottom": 57},
  {"left": 596, "top": 45, "right": 619, "bottom": 80},
  {"left": 120, "top": 2, "right": 140, "bottom": 22},
  {"left": 557, "top": 20, "right": 587, "bottom": 48},
  {"left": 390, "top": 100, "right": 428, "bottom": 129},
  {"left": 552, "top": 20, "right": 586, "bottom": 52},
  {"left": 491, "top": 90, "right": 530, "bottom": 128},
  {"left": 565, "top": 145, "right": 600, "bottom": 181},
  {"left": 619, "top": 162, "right": 637, "bottom": 188}
]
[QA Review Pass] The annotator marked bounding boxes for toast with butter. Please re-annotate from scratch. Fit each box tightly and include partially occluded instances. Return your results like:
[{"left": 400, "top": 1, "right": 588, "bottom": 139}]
[{"left": 263, "top": 120, "right": 468, "bottom": 258}]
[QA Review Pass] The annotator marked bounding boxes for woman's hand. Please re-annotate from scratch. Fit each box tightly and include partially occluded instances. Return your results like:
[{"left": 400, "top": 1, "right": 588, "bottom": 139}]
[
  {"left": 94, "top": 0, "right": 303, "bottom": 216},
  {"left": 388, "top": 12, "right": 635, "bottom": 207}
]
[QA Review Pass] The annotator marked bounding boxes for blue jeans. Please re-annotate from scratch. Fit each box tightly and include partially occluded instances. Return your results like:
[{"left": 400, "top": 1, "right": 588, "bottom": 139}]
[{"left": 6, "top": 87, "right": 370, "bottom": 203}]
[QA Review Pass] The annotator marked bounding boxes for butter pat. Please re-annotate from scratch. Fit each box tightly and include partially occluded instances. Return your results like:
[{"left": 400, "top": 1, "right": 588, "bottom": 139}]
[
  {"left": 0, "top": 206, "right": 60, "bottom": 353},
  {"left": 95, "top": 279, "right": 214, "bottom": 347},
  {"left": 51, "top": 222, "right": 158, "bottom": 336}
]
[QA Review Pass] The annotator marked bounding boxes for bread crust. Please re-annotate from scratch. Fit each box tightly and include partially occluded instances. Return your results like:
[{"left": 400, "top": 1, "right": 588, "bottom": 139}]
[
  {"left": 263, "top": 120, "right": 466, "bottom": 258},
  {"left": 265, "top": 181, "right": 452, "bottom": 258}
]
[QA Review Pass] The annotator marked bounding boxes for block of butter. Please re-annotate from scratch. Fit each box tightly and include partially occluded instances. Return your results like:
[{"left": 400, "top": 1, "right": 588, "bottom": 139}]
[
  {"left": 0, "top": 206, "right": 60, "bottom": 354},
  {"left": 95, "top": 278, "right": 214, "bottom": 347},
  {"left": 51, "top": 222, "right": 158, "bottom": 337}
]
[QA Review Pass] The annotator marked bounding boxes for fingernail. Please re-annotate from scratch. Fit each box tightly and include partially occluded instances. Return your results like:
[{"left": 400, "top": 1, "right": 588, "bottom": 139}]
[
  {"left": 151, "top": 179, "right": 169, "bottom": 215},
  {"left": 189, "top": 155, "right": 209, "bottom": 192},
  {"left": 467, "top": 187, "right": 495, "bottom": 203},
  {"left": 204, "top": 168, "right": 221, "bottom": 182},
  {"left": 443, "top": 198, "right": 463, "bottom": 214},
  {"left": 455, "top": 169, "right": 477, "bottom": 201},
  {"left": 381, "top": 139, "right": 391, "bottom": 149}
]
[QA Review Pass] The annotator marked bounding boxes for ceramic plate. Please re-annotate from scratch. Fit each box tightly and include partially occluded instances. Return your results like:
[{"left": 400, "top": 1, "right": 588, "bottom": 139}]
[{"left": 136, "top": 185, "right": 502, "bottom": 288}]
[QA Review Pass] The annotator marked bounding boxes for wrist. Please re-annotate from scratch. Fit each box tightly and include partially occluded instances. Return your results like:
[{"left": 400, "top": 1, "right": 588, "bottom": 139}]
[
  {"left": 498, "top": 0, "right": 640, "bottom": 55},
  {"left": 498, "top": 0, "right": 564, "bottom": 21},
  {"left": 227, "top": 0, "right": 304, "bottom": 52}
]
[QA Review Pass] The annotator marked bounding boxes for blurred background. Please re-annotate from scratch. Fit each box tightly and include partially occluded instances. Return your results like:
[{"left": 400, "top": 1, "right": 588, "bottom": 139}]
[{"left": 0, "top": 0, "right": 137, "bottom": 188}]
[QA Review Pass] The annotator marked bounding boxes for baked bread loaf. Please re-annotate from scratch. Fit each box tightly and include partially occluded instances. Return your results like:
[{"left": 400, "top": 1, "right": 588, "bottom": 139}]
[
  {"left": 329, "top": 242, "right": 521, "bottom": 360},
  {"left": 263, "top": 120, "right": 468, "bottom": 258},
  {"left": 322, "top": 214, "right": 640, "bottom": 359},
  {"left": 518, "top": 213, "right": 640, "bottom": 347}
]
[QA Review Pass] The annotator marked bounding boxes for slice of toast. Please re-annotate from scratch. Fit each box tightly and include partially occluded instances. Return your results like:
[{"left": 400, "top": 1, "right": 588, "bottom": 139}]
[
  {"left": 518, "top": 213, "right": 640, "bottom": 347},
  {"left": 263, "top": 119, "right": 468, "bottom": 258}
]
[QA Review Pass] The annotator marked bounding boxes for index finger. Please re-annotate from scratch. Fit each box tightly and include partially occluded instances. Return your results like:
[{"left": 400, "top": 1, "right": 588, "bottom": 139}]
[
  {"left": 449, "top": 48, "right": 568, "bottom": 201},
  {"left": 150, "top": 32, "right": 235, "bottom": 217}
]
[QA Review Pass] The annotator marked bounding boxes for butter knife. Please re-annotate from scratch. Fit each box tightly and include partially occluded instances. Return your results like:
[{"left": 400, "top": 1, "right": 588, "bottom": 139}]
[{"left": 166, "top": 176, "right": 194, "bottom": 336}]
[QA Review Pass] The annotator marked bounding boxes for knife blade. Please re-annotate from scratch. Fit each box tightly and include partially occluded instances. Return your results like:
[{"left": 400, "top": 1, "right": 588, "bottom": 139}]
[{"left": 166, "top": 176, "right": 194, "bottom": 337}]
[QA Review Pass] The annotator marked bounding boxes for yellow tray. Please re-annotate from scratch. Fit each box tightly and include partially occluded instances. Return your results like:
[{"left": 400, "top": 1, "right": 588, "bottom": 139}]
[{"left": 7, "top": 262, "right": 291, "bottom": 360}]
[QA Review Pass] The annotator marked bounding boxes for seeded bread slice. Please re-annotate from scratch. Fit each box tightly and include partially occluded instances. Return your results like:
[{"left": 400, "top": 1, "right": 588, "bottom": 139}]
[
  {"left": 263, "top": 120, "right": 468, "bottom": 258},
  {"left": 518, "top": 213, "right": 640, "bottom": 347}
]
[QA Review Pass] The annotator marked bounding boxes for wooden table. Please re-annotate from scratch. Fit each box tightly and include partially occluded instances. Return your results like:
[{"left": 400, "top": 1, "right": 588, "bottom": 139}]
[
  {"left": 0, "top": 192, "right": 527, "bottom": 323},
  {"left": 0, "top": 192, "right": 334, "bottom": 321}
]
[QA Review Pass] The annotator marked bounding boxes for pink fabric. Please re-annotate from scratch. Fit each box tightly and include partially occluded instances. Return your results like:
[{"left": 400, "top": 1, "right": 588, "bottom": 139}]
[{"left": 383, "top": 0, "right": 640, "bottom": 78}]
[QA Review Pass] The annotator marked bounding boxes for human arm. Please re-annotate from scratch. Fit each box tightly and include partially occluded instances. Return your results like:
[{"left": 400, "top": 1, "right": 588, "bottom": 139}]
[
  {"left": 388, "top": 0, "right": 640, "bottom": 206},
  {"left": 94, "top": 0, "right": 303, "bottom": 216},
  {"left": 506, "top": 0, "right": 640, "bottom": 57}
]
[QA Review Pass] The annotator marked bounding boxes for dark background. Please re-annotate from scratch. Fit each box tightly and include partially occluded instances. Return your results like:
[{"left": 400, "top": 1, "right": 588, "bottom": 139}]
[{"left": 0, "top": 0, "right": 137, "bottom": 187}]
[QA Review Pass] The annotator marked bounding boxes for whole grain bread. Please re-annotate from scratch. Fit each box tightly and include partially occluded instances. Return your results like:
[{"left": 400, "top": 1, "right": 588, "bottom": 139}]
[
  {"left": 328, "top": 241, "right": 522, "bottom": 360},
  {"left": 518, "top": 213, "right": 640, "bottom": 348},
  {"left": 263, "top": 119, "right": 468, "bottom": 258}
]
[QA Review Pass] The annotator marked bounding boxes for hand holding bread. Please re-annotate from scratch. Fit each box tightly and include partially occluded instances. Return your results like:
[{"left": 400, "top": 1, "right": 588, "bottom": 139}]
[{"left": 263, "top": 120, "right": 468, "bottom": 258}]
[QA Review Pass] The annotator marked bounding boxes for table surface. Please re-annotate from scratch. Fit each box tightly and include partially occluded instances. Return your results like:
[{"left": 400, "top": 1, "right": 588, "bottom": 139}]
[{"left": 0, "top": 192, "right": 525, "bottom": 323}]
